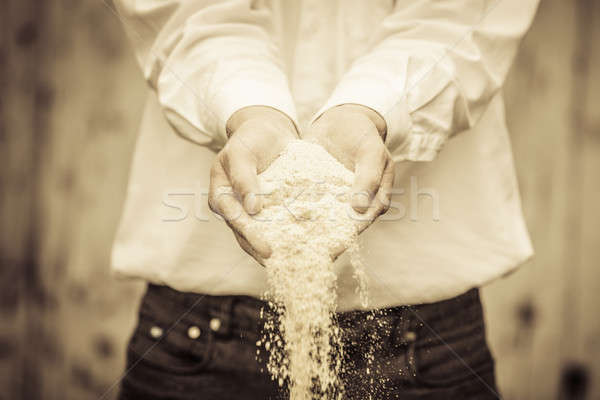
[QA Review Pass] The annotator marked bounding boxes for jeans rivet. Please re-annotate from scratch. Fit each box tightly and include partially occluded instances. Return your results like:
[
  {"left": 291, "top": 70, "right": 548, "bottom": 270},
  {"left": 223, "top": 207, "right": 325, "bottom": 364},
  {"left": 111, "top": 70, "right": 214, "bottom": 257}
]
[
  {"left": 149, "top": 325, "right": 163, "bottom": 339},
  {"left": 209, "top": 318, "right": 222, "bottom": 332},
  {"left": 403, "top": 331, "right": 417, "bottom": 342},
  {"left": 187, "top": 326, "right": 201, "bottom": 339}
]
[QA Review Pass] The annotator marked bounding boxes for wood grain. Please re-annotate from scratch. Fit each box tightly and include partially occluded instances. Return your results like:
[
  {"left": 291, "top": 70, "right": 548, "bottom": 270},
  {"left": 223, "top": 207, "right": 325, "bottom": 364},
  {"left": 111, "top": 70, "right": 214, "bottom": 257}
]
[{"left": 1, "top": 0, "right": 599, "bottom": 399}]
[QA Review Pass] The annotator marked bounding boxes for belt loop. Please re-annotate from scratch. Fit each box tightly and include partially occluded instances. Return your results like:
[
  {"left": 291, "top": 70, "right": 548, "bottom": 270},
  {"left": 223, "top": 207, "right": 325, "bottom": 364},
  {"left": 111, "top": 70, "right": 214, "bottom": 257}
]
[{"left": 400, "top": 305, "right": 412, "bottom": 333}]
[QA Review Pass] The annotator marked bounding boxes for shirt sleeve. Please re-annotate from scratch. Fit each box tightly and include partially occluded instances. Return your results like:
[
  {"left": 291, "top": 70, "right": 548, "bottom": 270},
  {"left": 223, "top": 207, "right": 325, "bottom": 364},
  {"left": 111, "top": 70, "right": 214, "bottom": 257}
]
[
  {"left": 114, "top": 0, "right": 298, "bottom": 151},
  {"left": 314, "top": 0, "right": 539, "bottom": 162}
]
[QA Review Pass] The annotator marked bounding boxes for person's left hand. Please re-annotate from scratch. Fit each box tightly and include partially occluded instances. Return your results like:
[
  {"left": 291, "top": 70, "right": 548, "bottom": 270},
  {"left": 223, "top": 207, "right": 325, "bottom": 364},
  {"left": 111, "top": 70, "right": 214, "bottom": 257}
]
[
  {"left": 304, "top": 104, "right": 395, "bottom": 242},
  {"left": 208, "top": 106, "right": 298, "bottom": 266}
]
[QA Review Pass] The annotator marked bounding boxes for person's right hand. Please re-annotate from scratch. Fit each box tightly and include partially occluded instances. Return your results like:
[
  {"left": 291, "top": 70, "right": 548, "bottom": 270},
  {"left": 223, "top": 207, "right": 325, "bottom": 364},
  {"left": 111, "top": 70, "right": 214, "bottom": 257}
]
[
  {"left": 208, "top": 106, "right": 298, "bottom": 265},
  {"left": 304, "top": 104, "right": 395, "bottom": 228},
  {"left": 303, "top": 104, "right": 395, "bottom": 260}
]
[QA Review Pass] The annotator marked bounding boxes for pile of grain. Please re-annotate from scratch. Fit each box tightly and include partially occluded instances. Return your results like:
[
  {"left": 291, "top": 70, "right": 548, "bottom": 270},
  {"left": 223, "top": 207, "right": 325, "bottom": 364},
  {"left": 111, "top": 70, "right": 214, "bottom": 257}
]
[{"left": 248, "top": 140, "right": 369, "bottom": 399}]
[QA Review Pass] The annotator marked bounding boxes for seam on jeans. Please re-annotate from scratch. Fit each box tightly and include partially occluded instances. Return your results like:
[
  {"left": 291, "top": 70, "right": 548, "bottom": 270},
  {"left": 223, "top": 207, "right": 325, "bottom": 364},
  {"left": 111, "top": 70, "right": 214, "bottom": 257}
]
[
  {"left": 129, "top": 332, "right": 211, "bottom": 375},
  {"left": 414, "top": 320, "right": 485, "bottom": 351},
  {"left": 134, "top": 307, "right": 213, "bottom": 371}
]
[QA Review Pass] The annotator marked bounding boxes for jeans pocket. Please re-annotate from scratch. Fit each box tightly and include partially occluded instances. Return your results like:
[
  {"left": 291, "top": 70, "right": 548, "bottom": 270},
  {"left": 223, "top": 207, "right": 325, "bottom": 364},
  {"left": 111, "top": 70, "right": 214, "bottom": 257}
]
[
  {"left": 127, "top": 309, "right": 214, "bottom": 375},
  {"left": 407, "top": 324, "right": 495, "bottom": 388}
]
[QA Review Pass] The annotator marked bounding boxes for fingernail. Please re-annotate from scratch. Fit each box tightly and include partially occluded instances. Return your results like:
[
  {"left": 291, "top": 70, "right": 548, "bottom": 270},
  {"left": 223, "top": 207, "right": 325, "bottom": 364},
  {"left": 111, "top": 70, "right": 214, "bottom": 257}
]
[
  {"left": 352, "top": 191, "right": 370, "bottom": 213},
  {"left": 244, "top": 193, "right": 262, "bottom": 215},
  {"left": 378, "top": 191, "right": 391, "bottom": 211}
]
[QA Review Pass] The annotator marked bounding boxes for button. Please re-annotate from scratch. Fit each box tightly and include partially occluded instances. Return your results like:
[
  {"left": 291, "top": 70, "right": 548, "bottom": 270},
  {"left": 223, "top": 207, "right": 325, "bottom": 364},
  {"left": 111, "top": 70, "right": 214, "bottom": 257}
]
[
  {"left": 209, "top": 317, "right": 221, "bottom": 332},
  {"left": 187, "top": 326, "right": 201, "bottom": 339},
  {"left": 403, "top": 331, "right": 417, "bottom": 342},
  {"left": 149, "top": 326, "right": 163, "bottom": 339}
]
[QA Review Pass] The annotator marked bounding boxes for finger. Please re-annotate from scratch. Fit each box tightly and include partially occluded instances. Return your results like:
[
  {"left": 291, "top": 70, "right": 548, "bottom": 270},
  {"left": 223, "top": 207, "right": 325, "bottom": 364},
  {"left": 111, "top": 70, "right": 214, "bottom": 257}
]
[
  {"left": 355, "top": 204, "right": 381, "bottom": 235},
  {"left": 355, "top": 157, "right": 395, "bottom": 234},
  {"left": 377, "top": 156, "right": 395, "bottom": 214},
  {"left": 330, "top": 242, "right": 348, "bottom": 262},
  {"left": 208, "top": 161, "right": 233, "bottom": 216},
  {"left": 209, "top": 161, "right": 272, "bottom": 258},
  {"left": 351, "top": 139, "right": 386, "bottom": 213},
  {"left": 233, "top": 231, "right": 266, "bottom": 267},
  {"left": 221, "top": 139, "right": 262, "bottom": 215}
]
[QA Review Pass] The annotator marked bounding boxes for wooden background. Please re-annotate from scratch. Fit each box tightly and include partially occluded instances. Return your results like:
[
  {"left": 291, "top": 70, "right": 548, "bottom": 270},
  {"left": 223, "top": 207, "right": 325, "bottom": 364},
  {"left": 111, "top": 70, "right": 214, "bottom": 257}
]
[{"left": 1, "top": 0, "right": 599, "bottom": 399}]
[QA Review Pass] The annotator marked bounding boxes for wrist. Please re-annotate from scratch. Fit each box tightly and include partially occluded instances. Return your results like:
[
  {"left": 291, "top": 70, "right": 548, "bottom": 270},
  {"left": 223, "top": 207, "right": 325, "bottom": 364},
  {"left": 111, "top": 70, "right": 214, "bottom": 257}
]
[
  {"left": 227, "top": 106, "right": 298, "bottom": 140},
  {"left": 320, "top": 104, "right": 387, "bottom": 141}
]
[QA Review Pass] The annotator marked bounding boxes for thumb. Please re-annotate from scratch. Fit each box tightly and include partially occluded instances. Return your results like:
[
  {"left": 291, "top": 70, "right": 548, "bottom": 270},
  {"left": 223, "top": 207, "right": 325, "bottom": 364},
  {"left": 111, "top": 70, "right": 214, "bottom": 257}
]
[
  {"left": 222, "top": 140, "right": 263, "bottom": 215},
  {"left": 351, "top": 142, "right": 386, "bottom": 213}
]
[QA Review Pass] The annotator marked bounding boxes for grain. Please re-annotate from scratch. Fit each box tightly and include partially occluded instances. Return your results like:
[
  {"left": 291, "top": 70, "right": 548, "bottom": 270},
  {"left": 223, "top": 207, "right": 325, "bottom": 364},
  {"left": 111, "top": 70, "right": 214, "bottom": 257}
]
[{"left": 248, "top": 140, "right": 369, "bottom": 399}]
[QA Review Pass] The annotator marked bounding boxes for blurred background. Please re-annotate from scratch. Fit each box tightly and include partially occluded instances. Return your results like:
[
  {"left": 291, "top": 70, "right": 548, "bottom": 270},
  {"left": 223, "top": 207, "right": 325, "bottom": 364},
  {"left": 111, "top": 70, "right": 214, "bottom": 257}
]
[{"left": 1, "top": 0, "right": 599, "bottom": 399}]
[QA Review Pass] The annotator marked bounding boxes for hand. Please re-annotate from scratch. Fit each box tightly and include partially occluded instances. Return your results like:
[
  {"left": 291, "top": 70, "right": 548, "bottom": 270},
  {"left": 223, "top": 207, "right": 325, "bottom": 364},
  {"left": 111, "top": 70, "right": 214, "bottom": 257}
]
[
  {"left": 208, "top": 106, "right": 298, "bottom": 265},
  {"left": 304, "top": 104, "right": 395, "bottom": 235}
]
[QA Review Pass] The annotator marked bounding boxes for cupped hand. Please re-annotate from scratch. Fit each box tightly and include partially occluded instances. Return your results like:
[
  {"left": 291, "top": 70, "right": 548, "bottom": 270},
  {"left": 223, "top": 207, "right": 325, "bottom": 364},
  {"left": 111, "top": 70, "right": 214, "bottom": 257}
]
[
  {"left": 208, "top": 106, "right": 298, "bottom": 265},
  {"left": 304, "top": 104, "right": 396, "bottom": 237}
]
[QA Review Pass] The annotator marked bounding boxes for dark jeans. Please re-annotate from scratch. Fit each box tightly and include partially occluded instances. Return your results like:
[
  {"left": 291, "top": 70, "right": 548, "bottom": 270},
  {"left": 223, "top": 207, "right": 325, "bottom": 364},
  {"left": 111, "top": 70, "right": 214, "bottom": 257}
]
[{"left": 119, "top": 284, "right": 499, "bottom": 400}]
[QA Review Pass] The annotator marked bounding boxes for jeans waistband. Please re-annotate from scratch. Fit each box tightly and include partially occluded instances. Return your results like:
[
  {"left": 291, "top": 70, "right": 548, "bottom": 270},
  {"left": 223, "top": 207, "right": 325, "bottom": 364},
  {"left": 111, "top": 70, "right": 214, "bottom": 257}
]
[
  {"left": 144, "top": 284, "right": 481, "bottom": 340},
  {"left": 144, "top": 284, "right": 268, "bottom": 337}
]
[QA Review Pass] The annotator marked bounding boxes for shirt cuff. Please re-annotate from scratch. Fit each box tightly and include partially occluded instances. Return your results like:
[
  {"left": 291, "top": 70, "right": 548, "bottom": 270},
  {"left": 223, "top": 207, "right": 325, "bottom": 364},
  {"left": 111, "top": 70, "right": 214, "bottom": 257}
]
[
  {"left": 213, "top": 78, "right": 299, "bottom": 143},
  {"left": 391, "top": 132, "right": 445, "bottom": 162},
  {"left": 311, "top": 75, "right": 445, "bottom": 162}
]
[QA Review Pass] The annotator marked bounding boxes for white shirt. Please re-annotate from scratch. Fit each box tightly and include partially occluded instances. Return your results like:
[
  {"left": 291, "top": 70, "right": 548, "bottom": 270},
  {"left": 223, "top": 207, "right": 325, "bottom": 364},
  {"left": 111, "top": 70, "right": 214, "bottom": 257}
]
[{"left": 111, "top": 0, "right": 538, "bottom": 310}]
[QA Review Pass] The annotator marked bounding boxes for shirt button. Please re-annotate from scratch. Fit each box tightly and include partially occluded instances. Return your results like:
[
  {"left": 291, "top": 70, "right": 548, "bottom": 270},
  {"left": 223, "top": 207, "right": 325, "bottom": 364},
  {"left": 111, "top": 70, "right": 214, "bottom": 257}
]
[
  {"left": 149, "top": 326, "right": 163, "bottom": 339},
  {"left": 209, "top": 318, "right": 221, "bottom": 332},
  {"left": 187, "top": 326, "right": 201, "bottom": 339}
]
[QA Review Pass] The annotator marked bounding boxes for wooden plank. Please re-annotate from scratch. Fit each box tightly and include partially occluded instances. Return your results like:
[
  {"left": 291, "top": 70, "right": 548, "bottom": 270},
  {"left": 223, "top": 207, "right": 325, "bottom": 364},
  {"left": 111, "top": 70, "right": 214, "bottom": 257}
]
[
  {"left": 35, "top": 1, "right": 147, "bottom": 399},
  {"left": 1, "top": 0, "right": 598, "bottom": 398},
  {"left": 482, "top": 0, "right": 579, "bottom": 399},
  {"left": 567, "top": 0, "right": 600, "bottom": 398},
  {"left": 0, "top": 1, "right": 48, "bottom": 399}
]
